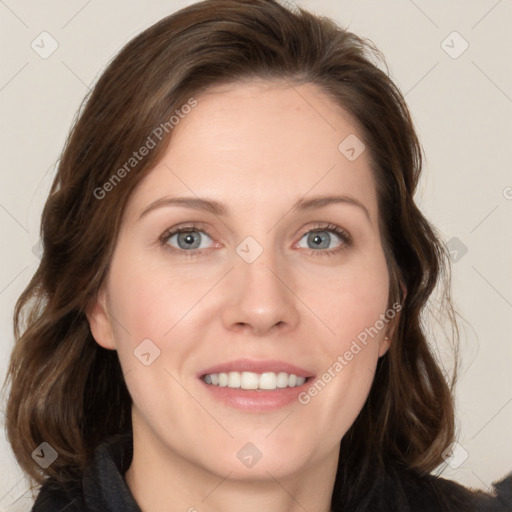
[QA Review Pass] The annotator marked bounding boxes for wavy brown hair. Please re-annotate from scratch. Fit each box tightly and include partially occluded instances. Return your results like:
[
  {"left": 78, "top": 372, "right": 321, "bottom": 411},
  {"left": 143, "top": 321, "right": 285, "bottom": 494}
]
[{"left": 3, "top": 0, "right": 460, "bottom": 508}]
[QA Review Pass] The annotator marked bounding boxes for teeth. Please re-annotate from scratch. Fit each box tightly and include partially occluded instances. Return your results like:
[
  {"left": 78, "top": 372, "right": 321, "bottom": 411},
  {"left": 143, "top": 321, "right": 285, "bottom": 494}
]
[{"left": 203, "top": 371, "right": 307, "bottom": 390}]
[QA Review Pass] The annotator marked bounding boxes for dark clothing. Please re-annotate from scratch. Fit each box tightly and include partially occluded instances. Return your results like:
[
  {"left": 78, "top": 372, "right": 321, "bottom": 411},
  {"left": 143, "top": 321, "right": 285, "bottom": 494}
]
[{"left": 32, "top": 434, "right": 512, "bottom": 511}]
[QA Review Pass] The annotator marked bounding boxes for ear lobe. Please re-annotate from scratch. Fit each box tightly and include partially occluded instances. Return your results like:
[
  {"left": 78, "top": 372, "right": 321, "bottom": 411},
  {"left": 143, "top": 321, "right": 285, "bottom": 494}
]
[
  {"left": 86, "top": 290, "right": 116, "bottom": 350},
  {"left": 400, "top": 280, "right": 408, "bottom": 303},
  {"left": 379, "top": 281, "right": 407, "bottom": 358},
  {"left": 378, "top": 336, "right": 391, "bottom": 358}
]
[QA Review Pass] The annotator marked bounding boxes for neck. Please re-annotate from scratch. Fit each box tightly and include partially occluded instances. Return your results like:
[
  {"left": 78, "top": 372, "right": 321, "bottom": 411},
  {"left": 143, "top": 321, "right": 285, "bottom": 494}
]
[{"left": 125, "top": 418, "right": 338, "bottom": 512}]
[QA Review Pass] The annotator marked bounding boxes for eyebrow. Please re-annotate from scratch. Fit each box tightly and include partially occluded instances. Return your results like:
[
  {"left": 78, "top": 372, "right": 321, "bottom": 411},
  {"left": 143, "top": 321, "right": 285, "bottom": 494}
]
[
  {"left": 139, "top": 196, "right": 226, "bottom": 219},
  {"left": 138, "top": 194, "right": 372, "bottom": 223},
  {"left": 292, "top": 195, "right": 371, "bottom": 223}
]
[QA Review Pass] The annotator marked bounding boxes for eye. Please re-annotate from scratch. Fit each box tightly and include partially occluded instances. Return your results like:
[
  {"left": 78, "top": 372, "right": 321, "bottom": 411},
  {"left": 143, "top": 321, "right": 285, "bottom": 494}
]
[
  {"left": 162, "top": 227, "right": 215, "bottom": 253},
  {"left": 295, "top": 224, "right": 351, "bottom": 255}
]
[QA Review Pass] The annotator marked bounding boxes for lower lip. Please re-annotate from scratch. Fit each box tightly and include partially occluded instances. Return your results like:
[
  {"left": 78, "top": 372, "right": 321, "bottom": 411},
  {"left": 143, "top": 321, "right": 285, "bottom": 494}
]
[{"left": 199, "top": 378, "right": 313, "bottom": 411}]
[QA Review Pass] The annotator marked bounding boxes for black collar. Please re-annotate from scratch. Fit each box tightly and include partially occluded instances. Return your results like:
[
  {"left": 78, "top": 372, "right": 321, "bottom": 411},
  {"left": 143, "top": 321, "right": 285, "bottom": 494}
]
[
  {"left": 33, "top": 434, "right": 512, "bottom": 512},
  {"left": 82, "top": 434, "right": 140, "bottom": 512}
]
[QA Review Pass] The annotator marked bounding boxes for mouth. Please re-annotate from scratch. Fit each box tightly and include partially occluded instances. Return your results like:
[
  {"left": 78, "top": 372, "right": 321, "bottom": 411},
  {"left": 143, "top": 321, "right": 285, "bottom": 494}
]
[
  {"left": 201, "top": 371, "right": 312, "bottom": 390},
  {"left": 198, "top": 358, "right": 315, "bottom": 391},
  {"left": 197, "top": 359, "right": 315, "bottom": 411}
]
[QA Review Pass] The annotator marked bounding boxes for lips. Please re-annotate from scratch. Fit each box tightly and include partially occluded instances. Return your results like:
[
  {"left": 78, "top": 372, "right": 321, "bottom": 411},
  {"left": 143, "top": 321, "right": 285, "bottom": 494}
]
[
  {"left": 197, "top": 358, "right": 315, "bottom": 379},
  {"left": 197, "top": 358, "right": 316, "bottom": 411}
]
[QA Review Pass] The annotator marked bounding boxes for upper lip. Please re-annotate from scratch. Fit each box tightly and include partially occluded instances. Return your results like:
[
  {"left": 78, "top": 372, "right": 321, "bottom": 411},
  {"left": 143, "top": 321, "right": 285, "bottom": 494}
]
[{"left": 198, "top": 359, "right": 315, "bottom": 378}]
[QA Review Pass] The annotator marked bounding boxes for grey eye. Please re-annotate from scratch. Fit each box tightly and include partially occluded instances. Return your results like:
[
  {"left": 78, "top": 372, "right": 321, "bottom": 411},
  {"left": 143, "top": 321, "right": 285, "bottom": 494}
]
[
  {"left": 297, "top": 230, "right": 342, "bottom": 250},
  {"left": 167, "top": 230, "right": 213, "bottom": 250}
]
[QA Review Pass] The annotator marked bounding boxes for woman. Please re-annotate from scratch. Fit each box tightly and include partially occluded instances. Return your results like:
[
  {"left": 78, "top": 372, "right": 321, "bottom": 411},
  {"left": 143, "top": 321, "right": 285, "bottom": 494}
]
[{"left": 3, "top": 0, "right": 511, "bottom": 510}]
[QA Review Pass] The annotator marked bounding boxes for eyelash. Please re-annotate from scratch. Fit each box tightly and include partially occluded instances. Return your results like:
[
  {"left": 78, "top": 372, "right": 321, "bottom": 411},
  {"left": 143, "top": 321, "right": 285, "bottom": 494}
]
[{"left": 158, "top": 222, "right": 352, "bottom": 258}]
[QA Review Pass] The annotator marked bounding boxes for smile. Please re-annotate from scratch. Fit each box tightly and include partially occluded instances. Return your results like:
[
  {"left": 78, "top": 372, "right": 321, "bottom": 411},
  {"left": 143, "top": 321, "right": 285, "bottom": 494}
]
[{"left": 202, "top": 371, "right": 309, "bottom": 390}]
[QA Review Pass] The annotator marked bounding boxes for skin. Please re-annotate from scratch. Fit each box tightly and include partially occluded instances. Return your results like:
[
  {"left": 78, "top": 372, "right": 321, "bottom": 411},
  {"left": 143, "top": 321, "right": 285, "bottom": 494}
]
[{"left": 88, "top": 80, "right": 393, "bottom": 512}]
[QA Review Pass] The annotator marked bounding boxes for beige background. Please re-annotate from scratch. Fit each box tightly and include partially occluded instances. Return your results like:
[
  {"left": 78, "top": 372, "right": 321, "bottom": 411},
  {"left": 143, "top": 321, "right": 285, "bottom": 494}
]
[{"left": 1, "top": 0, "right": 511, "bottom": 509}]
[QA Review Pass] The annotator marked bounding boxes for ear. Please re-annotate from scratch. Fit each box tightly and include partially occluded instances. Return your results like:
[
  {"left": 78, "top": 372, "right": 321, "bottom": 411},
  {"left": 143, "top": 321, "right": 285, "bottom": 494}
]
[
  {"left": 400, "top": 280, "right": 408, "bottom": 304},
  {"left": 86, "top": 288, "right": 117, "bottom": 350},
  {"left": 378, "top": 336, "right": 391, "bottom": 357},
  {"left": 379, "top": 280, "right": 408, "bottom": 358}
]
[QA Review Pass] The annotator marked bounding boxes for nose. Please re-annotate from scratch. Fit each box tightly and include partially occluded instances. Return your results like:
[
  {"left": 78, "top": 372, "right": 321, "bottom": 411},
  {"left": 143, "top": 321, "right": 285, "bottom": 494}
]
[{"left": 220, "top": 248, "right": 300, "bottom": 337}]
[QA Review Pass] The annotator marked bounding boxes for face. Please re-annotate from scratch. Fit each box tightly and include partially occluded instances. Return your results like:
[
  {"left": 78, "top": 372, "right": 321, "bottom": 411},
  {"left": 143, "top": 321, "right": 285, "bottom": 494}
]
[{"left": 88, "top": 80, "right": 392, "bottom": 482}]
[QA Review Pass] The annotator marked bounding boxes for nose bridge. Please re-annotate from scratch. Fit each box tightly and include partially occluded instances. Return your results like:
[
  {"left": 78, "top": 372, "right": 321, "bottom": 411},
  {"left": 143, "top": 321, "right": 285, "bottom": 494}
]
[
  {"left": 221, "top": 236, "right": 299, "bottom": 335},
  {"left": 238, "top": 246, "right": 280, "bottom": 293},
  {"left": 235, "top": 239, "right": 285, "bottom": 304}
]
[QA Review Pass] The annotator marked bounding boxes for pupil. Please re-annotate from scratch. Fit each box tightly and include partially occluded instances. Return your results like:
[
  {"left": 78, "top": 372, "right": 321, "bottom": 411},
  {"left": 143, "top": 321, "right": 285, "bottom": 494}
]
[
  {"left": 308, "top": 231, "right": 330, "bottom": 249},
  {"left": 178, "top": 231, "right": 200, "bottom": 249}
]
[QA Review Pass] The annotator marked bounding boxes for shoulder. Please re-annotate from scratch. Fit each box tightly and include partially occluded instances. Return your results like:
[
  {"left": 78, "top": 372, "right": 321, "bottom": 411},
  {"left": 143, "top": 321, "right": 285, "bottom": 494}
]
[
  {"left": 396, "top": 467, "right": 512, "bottom": 512},
  {"left": 31, "top": 479, "right": 85, "bottom": 512},
  {"left": 31, "top": 434, "right": 139, "bottom": 512}
]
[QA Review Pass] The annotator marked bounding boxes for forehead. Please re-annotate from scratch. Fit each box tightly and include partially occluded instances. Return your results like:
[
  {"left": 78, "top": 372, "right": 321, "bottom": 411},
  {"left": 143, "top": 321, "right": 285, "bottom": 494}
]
[{"left": 125, "top": 80, "right": 378, "bottom": 224}]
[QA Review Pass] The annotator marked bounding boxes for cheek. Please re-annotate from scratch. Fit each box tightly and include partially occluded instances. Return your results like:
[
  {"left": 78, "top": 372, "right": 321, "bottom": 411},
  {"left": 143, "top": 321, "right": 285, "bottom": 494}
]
[
  {"left": 298, "top": 292, "right": 386, "bottom": 442},
  {"left": 106, "top": 255, "right": 209, "bottom": 345},
  {"left": 294, "top": 252, "right": 389, "bottom": 437},
  {"left": 307, "top": 354, "right": 378, "bottom": 445},
  {"left": 299, "top": 253, "right": 390, "bottom": 348},
  {"left": 104, "top": 264, "right": 204, "bottom": 411}
]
